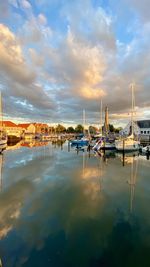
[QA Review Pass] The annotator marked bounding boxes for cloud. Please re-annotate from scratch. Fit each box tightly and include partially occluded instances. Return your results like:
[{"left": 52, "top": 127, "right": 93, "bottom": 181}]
[
  {"left": 0, "top": 24, "right": 35, "bottom": 84},
  {"left": 0, "top": 0, "right": 149, "bottom": 125},
  {"left": 38, "top": 13, "right": 47, "bottom": 25},
  {"left": 0, "top": 0, "right": 10, "bottom": 18},
  {"left": 128, "top": 0, "right": 150, "bottom": 22},
  {"left": 21, "top": 0, "right": 32, "bottom": 9},
  {"left": 0, "top": 24, "right": 54, "bottom": 118},
  {"left": 44, "top": 29, "right": 107, "bottom": 101}
]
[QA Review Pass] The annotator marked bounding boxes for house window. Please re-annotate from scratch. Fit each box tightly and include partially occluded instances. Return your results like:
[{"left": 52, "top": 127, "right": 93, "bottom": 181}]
[
  {"left": 144, "top": 131, "right": 146, "bottom": 134},
  {"left": 141, "top": 131, "right": 143, "bottom": 134},
  {"left": 147, "top": 131, "right": 150, "bottom": 134}
]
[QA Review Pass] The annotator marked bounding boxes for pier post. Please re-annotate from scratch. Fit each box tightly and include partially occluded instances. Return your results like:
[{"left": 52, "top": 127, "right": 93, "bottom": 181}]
[
  {"left": 68, "top": 141, "right": 70, "bottom": 152},
  {"left": 122, "top": 139, "right": 125, "bottom": 166}
]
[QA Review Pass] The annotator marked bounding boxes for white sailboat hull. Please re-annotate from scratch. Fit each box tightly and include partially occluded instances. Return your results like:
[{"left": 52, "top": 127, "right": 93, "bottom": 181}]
[{"left": 115, "top": 138, "right": 140, "bottom": 151}]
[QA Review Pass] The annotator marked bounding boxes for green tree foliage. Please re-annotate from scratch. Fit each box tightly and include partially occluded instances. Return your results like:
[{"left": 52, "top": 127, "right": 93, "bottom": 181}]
[
  {"left": 75, "top": 124, "right": 84, "bottom": 133},
  {"left": 109, "top": 124, "right": 115, "bottom": 132},
  {"left": 89, "top": 126, "right": 97, "bottom": 134},
  {"left": 66, "top": 126, "right": 75, "bottom": 133},
  {"left": 56, "top": 124, "right": 66, "bottom": 133},
  {"left": 114, "top": 127, "right": 123, "bottom": 133}
]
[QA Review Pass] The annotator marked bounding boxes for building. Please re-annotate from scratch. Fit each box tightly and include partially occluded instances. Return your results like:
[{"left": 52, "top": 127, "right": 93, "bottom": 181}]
[
  {"left": 137, "top": 120, "right": 150, "bottom": 142},
  {"left": 137, "top": 120, "right": 150, "bottom": 135},
  {"left": 33, "top": 123, "right": 49, "bottom": 134},
  {"left": 2, "top": 121, "right": 23, "bottom": 138},
  {"left": 18, "top": 123, "right": 36, "bottom": 134}
]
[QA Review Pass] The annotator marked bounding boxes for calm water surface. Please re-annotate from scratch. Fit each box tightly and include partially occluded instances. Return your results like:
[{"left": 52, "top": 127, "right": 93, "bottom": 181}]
[{"left": 0, "top": 141, "right": 150, "bottom": 267}]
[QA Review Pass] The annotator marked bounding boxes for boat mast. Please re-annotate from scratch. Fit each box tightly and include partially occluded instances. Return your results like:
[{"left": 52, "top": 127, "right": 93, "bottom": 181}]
[
  {"left": 100, "top": 99, "right": 103, "bottom": 135},
  {"left": 83, "top": 109, "right": 85, "bottom": 136},
  {"left": 130, "top": 82, "right": 135, "bottom": 136}
]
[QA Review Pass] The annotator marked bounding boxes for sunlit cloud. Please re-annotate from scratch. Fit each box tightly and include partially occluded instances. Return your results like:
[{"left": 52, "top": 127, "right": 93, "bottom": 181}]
[{"left": 0, "top": 0, "right": 149, "bottom": 125}]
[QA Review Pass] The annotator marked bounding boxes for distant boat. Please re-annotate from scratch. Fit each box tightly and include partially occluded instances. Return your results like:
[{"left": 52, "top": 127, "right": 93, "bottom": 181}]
[
  {"left": 115, "top": 83, "right": 140, "bottom": 151},
  {"left": 70, "top": 110, "right": 89, "bottom": 146},
  {"left": 70, "top": 138, "right": 89, "bottom": 146},
  {"left": 0, "top": 92, "right": 7, "bottom": 153}
]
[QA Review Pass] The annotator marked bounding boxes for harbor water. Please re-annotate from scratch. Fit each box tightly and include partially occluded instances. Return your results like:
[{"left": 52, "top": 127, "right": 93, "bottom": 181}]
[{"left": 0, "top": 141, "right": 150, "bottom": 267}]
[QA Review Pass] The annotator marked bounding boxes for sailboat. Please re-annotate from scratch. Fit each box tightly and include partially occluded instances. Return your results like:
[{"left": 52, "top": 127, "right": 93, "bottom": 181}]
[
  {"left": 70, "top": 110, "right": 89, "bottom": 146},
  {"left": 93, "top": 106, "right": 115, "bottom": 151},
  {"left": 115, "top": 83, "right": 140, "bottom": 151},
  {"left": 0, "top": 92, "right": 7, "bottom": 153}
]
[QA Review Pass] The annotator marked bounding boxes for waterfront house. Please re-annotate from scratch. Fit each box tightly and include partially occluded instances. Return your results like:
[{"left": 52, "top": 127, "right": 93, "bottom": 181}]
[
  {"left": 18, "top": 123, "right": 36, "bottom": 134},
  {"left": 33, "top": 123, "right": 49, "bottom": 134},
  {"left": 18, "top": 123, "right": 36, "bottom": 140},
  {"left": 137, "top": 120, "right": 150, "bottom": 142},
  {"left": 3, "top": 121, "right": 23, "bottom": 139},
  {"left": 137, "top": 120, "right": 150, "bottom": 135}
]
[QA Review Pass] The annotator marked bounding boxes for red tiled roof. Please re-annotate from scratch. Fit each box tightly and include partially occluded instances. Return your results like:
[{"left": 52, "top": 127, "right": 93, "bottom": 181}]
[
  {"left": 2, "top": 121, "right": 17, "bottom": 127},
  {"left": 18, "top": 123, "right": 33, "bottom": 129}
]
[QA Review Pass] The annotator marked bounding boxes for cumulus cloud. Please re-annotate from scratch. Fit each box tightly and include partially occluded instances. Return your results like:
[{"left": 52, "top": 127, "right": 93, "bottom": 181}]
[
  {"left": 44, "top": 28, "right": 107, "bottom": 102},
  {"left": 0, "top": 0, "right": 149, "bottom": 125},
  {"left": 0, "top": 24, "right": 54, "bottom": 119},
  {"left": 0, "top": 24, "right": 35, "bottom": 84},
  {"left": 61, "top": 0, "right": 116, "bottom": 50}
]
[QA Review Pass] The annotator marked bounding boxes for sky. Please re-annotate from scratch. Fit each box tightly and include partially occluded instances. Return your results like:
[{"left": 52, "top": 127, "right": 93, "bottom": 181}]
[{"left": 0, "top": 0, "right": 150, "bottom": 127}]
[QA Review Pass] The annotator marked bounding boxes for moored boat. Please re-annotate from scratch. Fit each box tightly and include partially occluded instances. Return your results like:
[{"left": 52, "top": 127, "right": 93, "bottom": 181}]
[
  {"left": 115, "top": 134, "right": 140, "bottom": 151},
  {"left": 141, "top": 145, "right": 150, "bottom": 154},
  {"left": 115, "top": 83, "right": 140, "bottom": 152},
  {"left": 70, "top": 137, "right": 89, "bottom": 146}
]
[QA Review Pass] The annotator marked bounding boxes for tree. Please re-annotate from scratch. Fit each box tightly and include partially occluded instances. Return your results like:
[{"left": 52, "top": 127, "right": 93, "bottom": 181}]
[
  {"left": 89, "top": 126, "right": 97, "bottom": 134},
  {"left": 66, "top": 126, "right": 75, "bottom": 133},
  {"left": 49, "top": 126, "right": 55, "bottom": 134},
  {"left": 55, "top": 124, "right": 66, "bottom": 133},
  {"left": 75, "top": 124, "right": 84, "bottom": 133},
  {"left": 115, "top": 127, "right": 123, "bottom": 133},
  {"left": 109, "top": 124, "right": 115, "bottom": 132}
]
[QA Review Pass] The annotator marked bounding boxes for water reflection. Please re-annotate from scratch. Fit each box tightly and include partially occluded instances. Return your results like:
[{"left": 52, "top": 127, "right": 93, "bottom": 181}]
[
  {"left": 127, "top": 156, "right": 139, "bottom": 214},
  {"left": 0, "top": 154, "right": 3, "bottom": 191},
  {"left": 0, "top": 143, "right": 149, "bottom": 267}
]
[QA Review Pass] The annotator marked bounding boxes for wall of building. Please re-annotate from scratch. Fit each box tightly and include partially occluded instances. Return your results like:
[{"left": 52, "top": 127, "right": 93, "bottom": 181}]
[{"left": 26, "top": 124, "right": 36, "bottom": 134}]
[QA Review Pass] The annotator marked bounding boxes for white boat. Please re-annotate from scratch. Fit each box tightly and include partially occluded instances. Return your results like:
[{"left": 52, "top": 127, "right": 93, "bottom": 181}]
[
  {"left": 115, "top": 134, "right": 140, "bottom": 151},
  {"left": 115, "top": 83, "right": 140, "bottom": 152},
  {"left": 141, "top": 145, "right": 150, "bottom": 154},
  {"left": 0, "top": 92, "right": 7, "bottom": 153}
]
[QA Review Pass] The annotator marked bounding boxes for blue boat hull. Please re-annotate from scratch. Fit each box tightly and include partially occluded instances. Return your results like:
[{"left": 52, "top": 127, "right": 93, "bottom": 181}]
[{"left": 70, "top": 140, "right": 89, "bottom": 146}]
